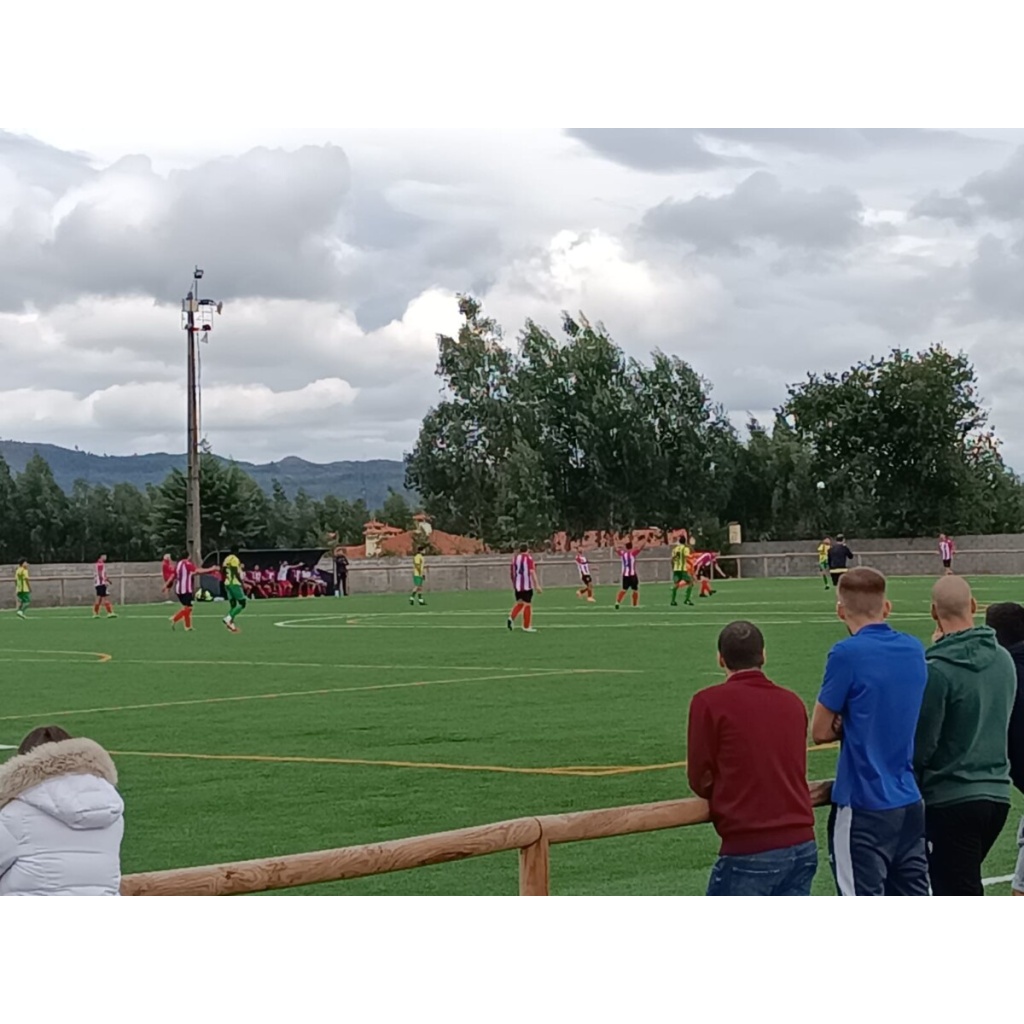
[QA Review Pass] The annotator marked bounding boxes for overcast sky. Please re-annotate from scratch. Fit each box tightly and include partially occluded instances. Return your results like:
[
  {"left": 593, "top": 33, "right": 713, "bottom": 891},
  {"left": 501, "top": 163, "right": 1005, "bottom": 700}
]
[{"left": 4, "top": 123, "right": 1024, "bottom": 467}]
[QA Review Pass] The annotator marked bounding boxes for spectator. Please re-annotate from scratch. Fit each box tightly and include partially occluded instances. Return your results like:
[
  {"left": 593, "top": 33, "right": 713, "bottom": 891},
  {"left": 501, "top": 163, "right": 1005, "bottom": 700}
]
[
  {"left": 161, "top": 553, "right": 175, "bottom": 601},
  {"left": 916, "top": 577, "right": 1015, "bottom": 896},
  {"left": 812, "top": 567, "right": 930, "bottom": 896},
  {"left": 0, "top": 725, "right": 124, "bottom": 896},
  {"left": 687, "top": 621, "right": 817, "bottom": 896},
  {"left": 276, "top": 561, "right": 293, "bottom": 598},
  {"left": 335, "top": 552, "right": 350, "bottom": 597},
  {"left": 983, "top": 601, "right": 1024, "bottom": 897}
]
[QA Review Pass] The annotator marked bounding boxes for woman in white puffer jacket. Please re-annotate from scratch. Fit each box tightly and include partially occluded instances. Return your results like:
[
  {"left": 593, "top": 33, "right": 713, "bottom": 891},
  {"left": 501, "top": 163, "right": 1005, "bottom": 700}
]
[{"left": 0, "top": 726, "right": 124, "bottom": 896}]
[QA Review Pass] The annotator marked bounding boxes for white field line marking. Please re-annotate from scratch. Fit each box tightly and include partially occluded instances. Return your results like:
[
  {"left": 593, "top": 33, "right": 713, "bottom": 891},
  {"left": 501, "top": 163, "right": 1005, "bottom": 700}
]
[
  {"left": 982, "top": 874, "right": 1015, "bottom": 887},
  {"left": 115, "top": 659, "right": 642, "bottom": 675},
  {"left": 0, "top": 668, "right": 596, "bottom": 723},
  {"left": 273, "top": 619, "right": 811, "bottom": 630}
]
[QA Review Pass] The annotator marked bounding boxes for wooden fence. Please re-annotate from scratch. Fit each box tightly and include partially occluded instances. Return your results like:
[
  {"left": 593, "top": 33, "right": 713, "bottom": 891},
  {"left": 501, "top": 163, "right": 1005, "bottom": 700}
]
[{"left": 120, "top": 780, "right": 833, "bottom": 896}]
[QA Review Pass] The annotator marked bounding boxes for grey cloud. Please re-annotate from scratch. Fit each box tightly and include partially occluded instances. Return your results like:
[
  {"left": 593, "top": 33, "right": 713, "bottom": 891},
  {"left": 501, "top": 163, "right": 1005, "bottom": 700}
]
[
  {"left": 0, "top": 130, "right": 95, "bottom": 193},
  {"left": 911, "top": 146, "right": 1024, "bottom": 226},
  {"left": 910, "top": 191, "right": 977, "bottom": 226},
  {"left": 640, "top": 172, "right": 863, "bottom": 254},
  {"left": 704, "top": 128, "right": 994, "bottom": 158},
  {"left": 566, "top": 129, "right": 759, "bottom": 172},
  {"left": 966, "top": 234, "right": 1024, "bottom": 319},
  {"left": 962, "top": 146, "right": 1024, "bottom": 219},
  {"left": 0, "top": 143, "right": 352, "bottom": 311}
]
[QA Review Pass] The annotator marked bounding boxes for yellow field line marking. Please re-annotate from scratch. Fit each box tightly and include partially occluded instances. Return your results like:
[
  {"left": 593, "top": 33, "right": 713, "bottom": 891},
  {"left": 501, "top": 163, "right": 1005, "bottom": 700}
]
[
  {"left": 0, "top": 649, "right": 112, "bottom": 663},
  {"left": 97, "top": 742, "right": 843, "bottom": 779},
  {"left": 0, "top": 668, "right": 609, "bottom": 724}
]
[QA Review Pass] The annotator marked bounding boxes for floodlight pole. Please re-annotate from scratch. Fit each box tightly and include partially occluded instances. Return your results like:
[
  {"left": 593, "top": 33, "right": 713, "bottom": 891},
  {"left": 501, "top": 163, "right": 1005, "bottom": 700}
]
[{"left": 185, "top": 272, "right": 202, "bottom": 568}]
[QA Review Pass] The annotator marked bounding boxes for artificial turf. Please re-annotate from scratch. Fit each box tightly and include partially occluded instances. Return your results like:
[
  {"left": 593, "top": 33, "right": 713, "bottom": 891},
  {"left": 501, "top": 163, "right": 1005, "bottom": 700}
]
[{"left": 1, "top": 575, "right": 1021, "bottom": 895}]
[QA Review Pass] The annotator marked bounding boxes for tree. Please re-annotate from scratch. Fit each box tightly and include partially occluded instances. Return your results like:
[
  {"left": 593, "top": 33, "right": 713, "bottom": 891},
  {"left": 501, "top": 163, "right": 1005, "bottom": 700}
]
[
  {"left": 406, "top": 295, "right": 516, "bottom": 541},
  {"left": 152, "top": 456, "right": 269, "bottom": 559},
  {"left": 407, "top": 299, "right": 742, "bottom": 547},
  {"left": 0, "top": 455, "right": 17, "bottom": 562},
  {"left": 16, "top": 454, "right": 69, "bottom": 561},
  {"left": 376, "top": 490, "right": 415, "bottom": 531},
  {"left": 783, "top": 346, "right": 1023, "bottom": 537}
]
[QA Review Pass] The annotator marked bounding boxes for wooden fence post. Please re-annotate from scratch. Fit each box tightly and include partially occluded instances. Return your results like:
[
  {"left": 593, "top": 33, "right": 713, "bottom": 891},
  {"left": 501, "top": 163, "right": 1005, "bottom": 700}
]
[{"left": 519, "top": 837, "right": 550, "bottom": 896}]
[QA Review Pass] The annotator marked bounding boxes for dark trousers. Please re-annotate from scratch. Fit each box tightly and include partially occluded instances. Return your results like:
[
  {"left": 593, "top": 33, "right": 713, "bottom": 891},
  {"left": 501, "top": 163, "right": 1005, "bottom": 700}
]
[
  {"left": 828, "top": 802, "right": 930, "bottom": 895},
  {"left": 336, "top": 573, "right": 349, "bottom": 596},
  {"left": 925, "top": 799, "right": 1010, "bottom": 896}
]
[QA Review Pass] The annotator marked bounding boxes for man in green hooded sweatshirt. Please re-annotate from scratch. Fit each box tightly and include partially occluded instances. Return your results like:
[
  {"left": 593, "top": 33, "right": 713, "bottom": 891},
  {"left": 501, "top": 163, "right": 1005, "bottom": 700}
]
[{"left": 915, "top": 576, "right": 1016, "bottom": 896}]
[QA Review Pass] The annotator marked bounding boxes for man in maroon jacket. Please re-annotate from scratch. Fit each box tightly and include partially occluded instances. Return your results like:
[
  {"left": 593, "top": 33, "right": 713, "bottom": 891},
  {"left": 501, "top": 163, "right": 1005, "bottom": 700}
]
[{"left": 687, "top": 620, "right": 818, "bottom": 895}]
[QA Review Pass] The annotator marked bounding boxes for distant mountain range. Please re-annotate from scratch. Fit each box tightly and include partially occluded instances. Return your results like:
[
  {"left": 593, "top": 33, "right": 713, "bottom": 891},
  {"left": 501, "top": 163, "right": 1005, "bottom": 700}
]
[{"left": 0, "top": 440, "right": 410, "bottom": 509}]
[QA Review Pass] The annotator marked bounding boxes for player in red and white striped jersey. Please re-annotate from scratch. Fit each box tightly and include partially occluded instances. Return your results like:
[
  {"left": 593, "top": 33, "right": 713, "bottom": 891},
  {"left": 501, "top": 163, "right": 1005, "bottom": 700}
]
[
  {"left": 939, "top": 535, "right": 956, "bottom": 575},
  {"left": 92, "top": 554, "right": 116, "bottom": 618},
  {"left": 507, "top": 544, "right": 542, "bottom": 632},
  {"left": 693, "top": 551, "right": 719, "bottom": 598},
  {"left": 170, "top": 556, "right": 199, "bottom": 631},
  {"left": 614, "top": 540, "right": 646, "bottom": 609},
  {"left": 575, "top": 547, "right": 595, "bottom": 602}
]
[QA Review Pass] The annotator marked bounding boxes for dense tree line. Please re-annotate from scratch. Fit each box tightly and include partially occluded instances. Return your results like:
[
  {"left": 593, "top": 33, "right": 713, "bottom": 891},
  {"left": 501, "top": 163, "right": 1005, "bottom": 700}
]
[
  {"left": 0, "top": 453, "right": 417, "bottom": 564},
  {"left": 406, "top": 297, "right": 1024, "bottom": 546}
]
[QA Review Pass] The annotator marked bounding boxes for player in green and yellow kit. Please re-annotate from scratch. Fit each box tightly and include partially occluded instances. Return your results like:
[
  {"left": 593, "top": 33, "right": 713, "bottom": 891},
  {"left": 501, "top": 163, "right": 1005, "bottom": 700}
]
[
  {"left": 15, "top": 560, "right": 30, "bottom": 618},
  {"left": 410, "top": 551, "right": 426, "bottom": 606},
  {"left": 222, "top": 552, "right": 247, "bottom": 633},
  {"left": 670, "top": 540, "right": 694, "bottom": 607},
  {"left": 817, "top": 538, "right": 831, "bottom": 591}
]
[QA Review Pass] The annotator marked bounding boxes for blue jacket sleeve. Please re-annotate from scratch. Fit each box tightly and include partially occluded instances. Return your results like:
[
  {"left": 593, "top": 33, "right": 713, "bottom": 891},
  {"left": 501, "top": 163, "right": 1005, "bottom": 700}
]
[{"left": 818, "top": 645, "right": 852, "bottom": 714}]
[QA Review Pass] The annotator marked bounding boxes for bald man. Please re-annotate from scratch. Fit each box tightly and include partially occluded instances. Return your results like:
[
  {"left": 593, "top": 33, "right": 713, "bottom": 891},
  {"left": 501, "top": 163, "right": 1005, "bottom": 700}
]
[{"left": 915, "top": 576, "right": 1017, "bottom": 896}]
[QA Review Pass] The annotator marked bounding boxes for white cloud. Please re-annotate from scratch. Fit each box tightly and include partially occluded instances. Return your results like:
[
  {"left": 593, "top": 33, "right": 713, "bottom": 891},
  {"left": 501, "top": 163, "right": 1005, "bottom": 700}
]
[{"left": 4, "top": 124, "right": 1024, "bottom": 472}]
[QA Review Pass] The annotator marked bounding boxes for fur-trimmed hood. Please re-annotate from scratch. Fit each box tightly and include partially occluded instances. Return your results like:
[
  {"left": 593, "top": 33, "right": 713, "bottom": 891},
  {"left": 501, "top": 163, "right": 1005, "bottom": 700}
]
[{"left": 0, "top": 738, "right": 118, "bottom": 810}]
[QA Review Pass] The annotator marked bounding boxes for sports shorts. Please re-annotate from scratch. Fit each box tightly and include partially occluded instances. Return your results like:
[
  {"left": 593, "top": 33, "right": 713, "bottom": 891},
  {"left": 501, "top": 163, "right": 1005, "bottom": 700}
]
[
  {"left": 579, "top": 574, "right": 592, "bottom": 586},
  {"left": 95, "top": 585, "right": 108, "bottom": 598},
  {"left": 413, "top": 575, "right": 424, "bottom": 587},
  {"left": 177, "top": 592, "right": 194, "bottom": 607},
  {"left": 225, "top": 584, "right": 246, "bottom": 603},
  {"left": 622, "top": 574, "right": 639, "bottom": 591},
  {"left": 673, "top": 570, "right": 693, "bottom": 584},
  {"left": 514, "top": 589, "right": 534, "bottom": 604}
]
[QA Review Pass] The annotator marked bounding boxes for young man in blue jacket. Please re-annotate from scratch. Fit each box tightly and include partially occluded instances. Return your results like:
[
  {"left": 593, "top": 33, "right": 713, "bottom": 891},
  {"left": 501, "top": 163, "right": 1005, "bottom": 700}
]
[{"left": 812, "top": 568, "right": 930, "bottom": 896}]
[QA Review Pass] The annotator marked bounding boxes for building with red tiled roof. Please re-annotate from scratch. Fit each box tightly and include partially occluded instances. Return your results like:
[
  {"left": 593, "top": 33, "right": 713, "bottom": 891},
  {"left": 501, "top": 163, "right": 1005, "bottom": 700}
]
[
  {"left": 549, "top": 527, "right": 689, "bottom": 552},
  {"left": 335, "top": 518, "right": 488, "bottom": 559}
]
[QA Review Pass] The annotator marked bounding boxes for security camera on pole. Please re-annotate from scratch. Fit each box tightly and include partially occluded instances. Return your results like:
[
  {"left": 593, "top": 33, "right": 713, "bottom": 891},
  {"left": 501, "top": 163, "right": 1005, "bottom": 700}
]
[{"left": 181, "top": 267, "right": 223, "bottom": 568}]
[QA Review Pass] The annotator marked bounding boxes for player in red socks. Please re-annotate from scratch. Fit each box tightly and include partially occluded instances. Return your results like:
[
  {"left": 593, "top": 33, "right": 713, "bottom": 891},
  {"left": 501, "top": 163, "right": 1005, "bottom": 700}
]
[
  {"left": 170, "top": 556, "right": 199, "bottom": 631},
  {"left": 507, "top": 544, "right": 542, "bottom": 633},
  {"left": 92, "top": 555, "right": 117, "bottom": 618},
  {"left": 615, "top": 540, "right": 646, "bottom": 609},
  {"left": 694, "top": 551, "right": 724, "bottom": 597}
]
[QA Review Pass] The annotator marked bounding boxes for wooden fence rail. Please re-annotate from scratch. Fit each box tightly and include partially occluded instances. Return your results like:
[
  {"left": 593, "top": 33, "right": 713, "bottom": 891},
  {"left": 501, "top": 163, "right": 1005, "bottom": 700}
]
[{"left": 120, "top": 780, "right": 833, "bottom": 896}]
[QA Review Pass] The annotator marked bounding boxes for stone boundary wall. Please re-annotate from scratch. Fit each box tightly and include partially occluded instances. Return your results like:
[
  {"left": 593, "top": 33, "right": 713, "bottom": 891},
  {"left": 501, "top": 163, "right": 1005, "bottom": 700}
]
[
  {"left": 4, "top": 535, "right": 1023, "bottom": 608},
  {"left": 729, "top": 534, "right": 1024, "bottom": 578}
]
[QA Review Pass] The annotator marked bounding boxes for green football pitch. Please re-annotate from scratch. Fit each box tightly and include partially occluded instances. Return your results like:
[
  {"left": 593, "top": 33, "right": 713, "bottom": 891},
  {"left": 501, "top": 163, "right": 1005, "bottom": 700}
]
[{"left": 1, "top": 576, "right": 1021, "bottom": 895}]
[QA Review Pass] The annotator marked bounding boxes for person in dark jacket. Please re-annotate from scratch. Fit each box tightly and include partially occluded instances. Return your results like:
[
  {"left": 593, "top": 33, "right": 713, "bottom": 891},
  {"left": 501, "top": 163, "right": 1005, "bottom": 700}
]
[
  {"left": 827, "top": 535, "right": 854, "bottom": 588},
  {"left": 984, "top": 601, "right": 1024, "bottom": 897},
  {"left": 334, "top": 552, "right": 349, "bottom": 597},
  {"left": 915, "top": 577, "right": 1016, "bottom": 896}
]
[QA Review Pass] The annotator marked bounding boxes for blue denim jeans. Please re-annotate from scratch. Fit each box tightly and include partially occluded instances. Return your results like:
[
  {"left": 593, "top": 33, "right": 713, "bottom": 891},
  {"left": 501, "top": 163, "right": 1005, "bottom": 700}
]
[{"left": 706, "top": 840, "right": 818, "bottom": 896}]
